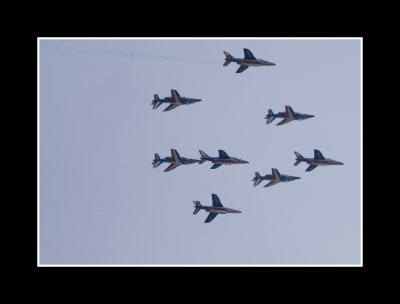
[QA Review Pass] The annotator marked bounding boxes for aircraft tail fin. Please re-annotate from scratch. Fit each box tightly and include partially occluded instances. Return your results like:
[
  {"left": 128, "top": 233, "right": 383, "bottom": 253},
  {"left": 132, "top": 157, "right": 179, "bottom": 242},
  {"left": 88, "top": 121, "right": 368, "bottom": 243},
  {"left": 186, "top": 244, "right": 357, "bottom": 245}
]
[
  {"left": 223, "top": 51, "right": 234, "bottom": 66},
  {"left": 152, "top": 153, "right": 162, "bottom": 168},
  {"left": 266, "top": 109, "right": 276, "bottom": 124},
  {"left": 294, "top": 151, "right": 305, "bottom": 166},
  {"left": 252, "top": 172, "right": 262, "bottom": 187},
  {"left": 193, "top": 201, "right": 202, "bottom": 215},
  {"left": 151, "top": 94, "right": 162, "bottom": 109},
  {"left": 199, "top": 150, "right": 210, "bottom": 164}
]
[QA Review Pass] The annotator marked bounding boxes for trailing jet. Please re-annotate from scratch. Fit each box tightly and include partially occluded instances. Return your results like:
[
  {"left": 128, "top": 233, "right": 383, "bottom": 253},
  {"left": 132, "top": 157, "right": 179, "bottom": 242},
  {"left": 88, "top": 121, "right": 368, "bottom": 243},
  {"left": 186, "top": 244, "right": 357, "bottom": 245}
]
[
  {"left": 223, "top": 48, "right": 276, "bottom": 73},
  {"left": 252, "top": 168, "right": 300, "bottom": 188},
  {"left": 294, "top": 149, "right": 344, "bottom": 172},
  {"left": 265, "top": 106, "right": 315, "bottom": 126},
  {"left": 193, "top": 193, "right": 241, "bottom": 223},
  {"left": 152, "top": 149, "right": 199, "bottom": 172},
  {"left": 151, "top": 89, "right": 202, "bottom": 112},
  {"left": 198, "top": 149, "right": 249, "bottom": 169}
]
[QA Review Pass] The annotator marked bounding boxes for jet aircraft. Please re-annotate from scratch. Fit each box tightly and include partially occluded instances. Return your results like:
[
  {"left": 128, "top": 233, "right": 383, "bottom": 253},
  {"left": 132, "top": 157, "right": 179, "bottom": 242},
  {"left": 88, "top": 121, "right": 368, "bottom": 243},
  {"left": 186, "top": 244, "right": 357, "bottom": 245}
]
[
  {"left": 223, "top": 48, "right": 276, "bottom": 73},
  {"left": 151, "top": 89, "right": 202, "bottom": 112},
  {"left": 152, "top": 149, "right": 199, "bottom": 172},
  {"left": 252, "top": 168, "right": 300, "bottom": 187},
  {"left": 193, "top": 193, "right": 241, "bottom": 223},
  {"left": 294, "top": 149, "right": 344, "bottom": 172},
  {"left": 198, "top": 149, "right": 249, "bottom": 169},
  {"left": 265, "top": 106, "right": 314, "bottom": 126}
]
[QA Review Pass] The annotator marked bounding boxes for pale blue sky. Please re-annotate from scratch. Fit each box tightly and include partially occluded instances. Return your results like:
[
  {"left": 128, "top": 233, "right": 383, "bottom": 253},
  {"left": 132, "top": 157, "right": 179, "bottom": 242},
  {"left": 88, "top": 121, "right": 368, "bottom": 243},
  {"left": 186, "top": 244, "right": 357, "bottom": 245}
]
[{"left": 39, "top": 39, "right": 361, "bottom": 265}]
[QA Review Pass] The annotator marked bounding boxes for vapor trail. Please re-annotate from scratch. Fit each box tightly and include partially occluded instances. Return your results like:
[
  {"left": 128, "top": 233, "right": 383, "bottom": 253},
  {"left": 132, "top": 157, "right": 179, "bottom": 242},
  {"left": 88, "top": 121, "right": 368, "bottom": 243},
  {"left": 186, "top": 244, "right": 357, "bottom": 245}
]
[{"left": 41, "top": 45, "right": 220, "bottom": 65}]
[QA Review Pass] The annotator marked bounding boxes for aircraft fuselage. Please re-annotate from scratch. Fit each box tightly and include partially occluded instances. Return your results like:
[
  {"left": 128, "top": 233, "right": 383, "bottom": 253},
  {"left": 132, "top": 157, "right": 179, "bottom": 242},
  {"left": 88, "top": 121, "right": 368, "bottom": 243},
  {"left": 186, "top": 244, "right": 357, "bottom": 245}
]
[
  {"left": 201, "top": 206, "right": 241, "bottom": 214},
  {"left": 159, "top": 96, "right": 201, "bottom": 105}
]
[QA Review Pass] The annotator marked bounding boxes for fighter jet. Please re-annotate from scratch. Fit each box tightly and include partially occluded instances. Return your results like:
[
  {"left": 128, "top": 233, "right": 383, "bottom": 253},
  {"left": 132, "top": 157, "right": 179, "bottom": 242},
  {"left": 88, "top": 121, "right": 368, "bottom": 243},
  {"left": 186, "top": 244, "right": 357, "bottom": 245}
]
[
  {"left": 294, "top": 149, "right": 344, "bottom": 172},
  {"left": 193, "top": 193, "right": 241, "bottom": 223},
  {"left": 223, "top": 48, "right": 276, "bottom": 73},
  {"left": 252, "top": 168, "right": 300, "bottom": 188},
  {"left": 198, "top": 149, "right": 249, "bottom": 169},
  {"left": 152, "top": 149, "right": 199, "bottom": 172},
  {"left": 151, "top": 89, "right": 202, "bottom": 112},
  {"left": 265, "top": 106, "right": 315, "bottom": 126}
]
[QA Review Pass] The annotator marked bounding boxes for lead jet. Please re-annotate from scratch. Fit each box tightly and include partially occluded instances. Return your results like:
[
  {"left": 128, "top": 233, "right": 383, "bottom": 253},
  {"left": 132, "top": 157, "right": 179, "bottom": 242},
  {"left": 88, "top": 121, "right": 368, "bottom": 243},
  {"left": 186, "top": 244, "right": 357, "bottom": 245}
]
[
  {"left": 252, "top": 168, "right": 300, "bottom": 188},
  {"left": 152, "top": 149, "right": 199, "bottom": 172},
  {"left": 294, "top": 149, "right": 344, "bottom": 172},
  {"left": 223, "top": 48, "right": 276, "bottom": 73},
  {"left": 151, "top": 89, "right": 202, "bottom": 112},
  {"left": 198, "top": 149, "right": 249, "bottom": 169},
  {"left": 193, "top": 193, "right": 241, "bottom": 223},
  {"left": 265, "top": 106, "right": 315, "bottom": 126}
]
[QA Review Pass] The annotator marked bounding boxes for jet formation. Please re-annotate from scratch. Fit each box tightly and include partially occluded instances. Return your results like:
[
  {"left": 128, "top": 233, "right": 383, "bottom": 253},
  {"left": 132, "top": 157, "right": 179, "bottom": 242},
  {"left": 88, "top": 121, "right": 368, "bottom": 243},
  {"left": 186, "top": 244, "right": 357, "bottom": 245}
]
[
  {"left": 151, "top": 89, "right": 202, "bottom": 112},
  {"left": 252, "top": 168, "right": 300, "bottom": 188},
  {"left": 149, "top": 48, "right": 344, "bottom": 224},
  {"left": 265, "top": 106, "right": 315, "bottom": 126},
  {"left": 223, "top": 48, "right": 276, "bottom": 73},
  {"left": 152, "top": 149, "right": 199, "bottom": 172},
  {"left": 193, "top": 193, "right": 241, "bottom": 223},
  {"left": 199, "top": 150, "right": 249, "bottom": 169},
  {"left": 294, "top": 149, "right": 344, "bottom": 172}
]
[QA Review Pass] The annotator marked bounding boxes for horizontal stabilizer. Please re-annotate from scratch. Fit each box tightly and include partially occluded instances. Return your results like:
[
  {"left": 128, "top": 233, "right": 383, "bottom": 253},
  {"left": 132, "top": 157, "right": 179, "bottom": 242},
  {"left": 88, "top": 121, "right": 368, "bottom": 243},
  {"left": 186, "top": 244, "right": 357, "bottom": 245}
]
[
  {"left": 152, "top": 94, "right": 162, "bottom": 109},
  {"left": 152, "top": 153, "right": 162, "bottom": 168},
  {"left": 193, "top": 201, "right": 202, "bottom": 215},
  {"left": 253, "top": 172, "right": 262, "bottom": 187},
  {"left": 266, "top": 109, "right": 275, "bottom": 124}
]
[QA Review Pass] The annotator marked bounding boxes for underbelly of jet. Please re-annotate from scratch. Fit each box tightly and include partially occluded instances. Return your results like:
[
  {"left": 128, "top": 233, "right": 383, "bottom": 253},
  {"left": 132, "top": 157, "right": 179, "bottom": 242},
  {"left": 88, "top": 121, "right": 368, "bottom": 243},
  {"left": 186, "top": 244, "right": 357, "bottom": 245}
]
[
  {"left": 311, "top": 161, "right": 330, "bottom": 166},
  {"left": 214, "top": 160, "right": 237, "bottom": 165},
  {"left": 208, "top": 209, "right": 227, "bottom": 214},
  {"left": 239, "top": 62, "right": 260, "bottom": 66}
]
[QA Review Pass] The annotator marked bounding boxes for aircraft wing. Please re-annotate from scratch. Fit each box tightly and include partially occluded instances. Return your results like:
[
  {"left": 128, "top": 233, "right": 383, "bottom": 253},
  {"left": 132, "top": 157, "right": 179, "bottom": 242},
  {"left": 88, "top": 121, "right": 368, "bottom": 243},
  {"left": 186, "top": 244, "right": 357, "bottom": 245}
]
[
  {"left": 314, "top": 149, "right": 325, "bottom": 160},
  {"left": 163, "top": 103, "right": 180, "bottom": 112},
  {"left": 171, "top": 89, "right": 183, "bottom": 104},
  {"left": 264, "top": 180, "right": 280, "bottom": 187},
  {"left": 210, "top": 163, "right": 222, "bottom": 169},
  {"left": 164, "top": 162, "right": 180, "bottom": 172},
  {"left": 306, "top": 164, "right": 318, "bottom": 172},
  {"left": 205, "top": 212, "right": 218, "bottom": 223},
  {"left": 243, "top": 48, "right": 256, "bottom": 60},
  {"left": 212, "top": 194, "right": 223, "bottom": 207},
  {"left": 236, "top": 65, "right": 249, "bottom": 73},
  {"left": 271, "top": 168, "right": 282, "bottom": 181},
  {"left": 218, "top": 150, "right": 230, "bottom": 159},
  {"left": 276, "top": 118, "right": 293, "bottom": 126},
  {"left": 285, "top": 106, "right": 295, "bottom": 119},
  {"left": 171, "top": 149, "right": 182, "bottom": 163}
]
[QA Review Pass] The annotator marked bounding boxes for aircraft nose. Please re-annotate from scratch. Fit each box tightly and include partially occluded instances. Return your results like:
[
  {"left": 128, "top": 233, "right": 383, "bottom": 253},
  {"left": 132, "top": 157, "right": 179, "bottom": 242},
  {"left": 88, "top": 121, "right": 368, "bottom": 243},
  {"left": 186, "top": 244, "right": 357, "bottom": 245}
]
[
  {"left": 337, "top": 161, "right": 344, "bottom": 165},
  {"left": 242, "top": 160, "right": 249, "bottom": 164},
  {"left": 309, "top": 115, "right": 315, "bottom": 118}
]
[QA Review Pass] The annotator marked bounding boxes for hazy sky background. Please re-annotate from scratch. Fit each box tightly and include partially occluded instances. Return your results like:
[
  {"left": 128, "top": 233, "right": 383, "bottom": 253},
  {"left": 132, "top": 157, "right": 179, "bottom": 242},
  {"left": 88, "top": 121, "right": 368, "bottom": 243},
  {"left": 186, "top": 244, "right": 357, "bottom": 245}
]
[{"left": 39, "top": 39, "right": 361, "bottom": 265}]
